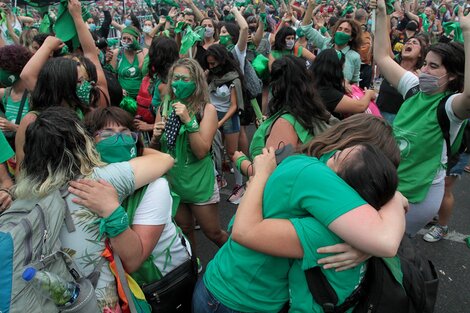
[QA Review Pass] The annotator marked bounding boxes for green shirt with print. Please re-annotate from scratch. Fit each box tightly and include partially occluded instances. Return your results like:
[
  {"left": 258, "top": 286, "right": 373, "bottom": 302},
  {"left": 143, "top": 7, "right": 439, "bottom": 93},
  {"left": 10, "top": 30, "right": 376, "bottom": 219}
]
[
  {"left": 203, "top": 154, "right": 366, "bottom": 312},
  {"left": 288, "top": 217, "right": 366, "bottom": 313}
]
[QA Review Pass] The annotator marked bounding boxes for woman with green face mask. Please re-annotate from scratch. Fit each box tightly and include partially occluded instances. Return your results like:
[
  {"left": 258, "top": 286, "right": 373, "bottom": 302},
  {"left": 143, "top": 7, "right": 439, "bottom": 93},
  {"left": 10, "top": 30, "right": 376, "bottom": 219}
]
[
  {"left": 84, "top": 106, "right": 196, "bottom": 312},
  {"left": 150, "top": 58, "right": 229, "bottom": 260},
  {"left": 300, "top": 0, "right": 363, "bottom": 84},
  {"left": 110, "top": 26, "right": 147, "bottom": 99}
]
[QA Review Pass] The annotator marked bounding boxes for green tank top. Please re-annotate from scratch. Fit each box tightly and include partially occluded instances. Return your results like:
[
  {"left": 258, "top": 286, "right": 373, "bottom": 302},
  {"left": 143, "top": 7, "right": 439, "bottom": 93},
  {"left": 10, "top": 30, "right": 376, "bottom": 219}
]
[
  {"left": 160, "top": 105, "right": 215, "bottom": 204},
  {"left": 393, "top": 91, "right": 448, "bottom": 203},
  {"left": 249, "top": 111, "right": 313, "bottom": 158},
  {"left": 118, "top": 52, "right": 143, "bottom": 99},
  {"left": 2, "top": 88, "right": 29, "bottom": 123}
]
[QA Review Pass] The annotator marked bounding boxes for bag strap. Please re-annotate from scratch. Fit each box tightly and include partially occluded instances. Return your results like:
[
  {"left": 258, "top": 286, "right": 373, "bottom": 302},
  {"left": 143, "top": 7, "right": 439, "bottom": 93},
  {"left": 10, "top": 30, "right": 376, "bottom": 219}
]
[
  {"left": 304, "top": 264, "right": 368, "bottom": 313},
  {"left": 14, "top": 90, "right": 28, "bottom": 125},
  {"left": 305, "top": 267, "right": 339, "bottom": 313},
  {"left": 114, "top": 251, "right": 139, "bottom": 313},
  {"left": 60, "top": 185, "right": 76, "bottom": 233}
]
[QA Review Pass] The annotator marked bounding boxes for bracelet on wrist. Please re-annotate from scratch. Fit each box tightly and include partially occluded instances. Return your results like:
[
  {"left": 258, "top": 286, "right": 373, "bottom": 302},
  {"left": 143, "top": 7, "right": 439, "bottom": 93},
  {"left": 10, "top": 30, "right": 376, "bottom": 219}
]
[
  {"left": 185, "top": 116, "right": 200, "bottom": 133},
  {"left": 235, "top": 155, "right": 250, "bottom": 172},
  {"left": 94, "top": 205, "right": 129, "bottom": 240}
]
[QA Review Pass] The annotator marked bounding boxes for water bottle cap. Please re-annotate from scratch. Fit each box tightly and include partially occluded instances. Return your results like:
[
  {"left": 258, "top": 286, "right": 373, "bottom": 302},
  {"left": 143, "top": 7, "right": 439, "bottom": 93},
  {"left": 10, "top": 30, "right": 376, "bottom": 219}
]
[{"left": 22, "top": 267, "right": 37, "bottom": 281}]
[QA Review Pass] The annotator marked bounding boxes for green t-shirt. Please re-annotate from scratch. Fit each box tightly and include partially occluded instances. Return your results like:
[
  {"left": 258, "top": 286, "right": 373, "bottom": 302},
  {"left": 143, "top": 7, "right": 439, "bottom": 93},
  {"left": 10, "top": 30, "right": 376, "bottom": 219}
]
[
  {"left": 203, "top": 155, "right": 366, "bottom": 312},
  {"left": 0, "top": 131, "right": 14, "bottom": 163},
  {"left": 288, "top": 217, "right": 366, "bottom": 313}
]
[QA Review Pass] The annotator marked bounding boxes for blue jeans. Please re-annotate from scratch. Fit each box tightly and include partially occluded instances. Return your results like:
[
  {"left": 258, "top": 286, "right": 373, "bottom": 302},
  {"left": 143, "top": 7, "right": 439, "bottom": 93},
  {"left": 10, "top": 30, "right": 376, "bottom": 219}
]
[
  {"left": 192, "top": 279, "right": 241, "bottom": 313},
  {"left": 381, "top": 111, "right": 396, "bottom": 125}
]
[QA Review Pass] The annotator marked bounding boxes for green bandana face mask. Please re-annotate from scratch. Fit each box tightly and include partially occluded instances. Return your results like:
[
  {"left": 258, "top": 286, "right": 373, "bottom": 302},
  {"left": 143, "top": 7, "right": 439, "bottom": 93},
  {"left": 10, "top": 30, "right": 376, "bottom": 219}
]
[
  {"left": 0, "top": 69, "right": 19, "bottom": 87},
  {"left": 171, "top": 80, "right": 196, "bottom": 100},
  {"left": 76, "top": 80, "right": 93, "bottom": 105},
  {"left": 219, "top": 34, "right": 232, "bottom": 46},
  {"left": 96, "top": 134, "right": 137, "bottom": 163},
  {"left": 334, "top": 31, "right": 351, "bottom": 46}
]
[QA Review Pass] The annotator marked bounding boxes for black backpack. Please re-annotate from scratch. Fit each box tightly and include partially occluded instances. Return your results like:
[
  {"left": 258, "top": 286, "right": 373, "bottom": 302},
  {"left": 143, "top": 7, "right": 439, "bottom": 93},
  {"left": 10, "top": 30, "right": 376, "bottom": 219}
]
[{"left": 305, "top": 237, "right": 439, "bottom": 313}]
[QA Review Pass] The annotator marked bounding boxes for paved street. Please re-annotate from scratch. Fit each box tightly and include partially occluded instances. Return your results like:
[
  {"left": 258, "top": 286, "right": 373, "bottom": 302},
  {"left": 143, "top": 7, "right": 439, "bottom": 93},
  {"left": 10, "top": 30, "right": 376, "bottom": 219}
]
[{"left": 196, "top": 153, "right": 470, "bottom": 313}]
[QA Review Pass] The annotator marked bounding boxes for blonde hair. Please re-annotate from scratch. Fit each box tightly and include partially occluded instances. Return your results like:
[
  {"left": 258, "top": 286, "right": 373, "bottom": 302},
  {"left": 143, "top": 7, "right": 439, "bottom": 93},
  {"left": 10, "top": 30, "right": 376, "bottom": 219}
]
[
  {"left": 14, "top": 107, "right": 105, "bottom": 199},
  {"left": 166, "top": 58, "right": 209, "bottom": 114}
]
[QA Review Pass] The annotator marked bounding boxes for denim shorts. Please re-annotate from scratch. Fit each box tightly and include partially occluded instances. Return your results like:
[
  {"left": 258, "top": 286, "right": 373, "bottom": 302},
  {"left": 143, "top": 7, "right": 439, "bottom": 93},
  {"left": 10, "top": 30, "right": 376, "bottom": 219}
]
[
  {"left": 216, "top": 111, "right": 240, "bottom": 134},
  {"left": 449, "top": 152, "right": 470, "bottom": 177},
  {"left": 192, "top": 279, "right": 241, "bottom": 313}
]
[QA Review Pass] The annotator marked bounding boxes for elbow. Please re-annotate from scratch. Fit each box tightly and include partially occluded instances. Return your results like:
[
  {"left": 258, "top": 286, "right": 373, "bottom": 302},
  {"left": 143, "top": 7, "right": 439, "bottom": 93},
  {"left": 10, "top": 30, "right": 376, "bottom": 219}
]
[
  {"left": 371, "top": 235, "right": 401, "bottom": 257},
  {"left": 161, "top": 153, "right": 175, "bottom": 169}
]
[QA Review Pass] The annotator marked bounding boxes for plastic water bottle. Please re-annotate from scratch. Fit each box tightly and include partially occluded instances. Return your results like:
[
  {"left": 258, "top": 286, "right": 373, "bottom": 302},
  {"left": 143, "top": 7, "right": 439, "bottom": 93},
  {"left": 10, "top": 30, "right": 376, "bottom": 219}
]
[{"left": 22, "top": 267, "right": 80, "bottom": 307}]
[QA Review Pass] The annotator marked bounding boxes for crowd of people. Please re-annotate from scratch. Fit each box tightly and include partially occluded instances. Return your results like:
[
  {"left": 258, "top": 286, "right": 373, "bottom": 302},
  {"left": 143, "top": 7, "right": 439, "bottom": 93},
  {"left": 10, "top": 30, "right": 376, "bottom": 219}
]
[{"left": 0, "top": 0, "right": 469, "bottom": 311}]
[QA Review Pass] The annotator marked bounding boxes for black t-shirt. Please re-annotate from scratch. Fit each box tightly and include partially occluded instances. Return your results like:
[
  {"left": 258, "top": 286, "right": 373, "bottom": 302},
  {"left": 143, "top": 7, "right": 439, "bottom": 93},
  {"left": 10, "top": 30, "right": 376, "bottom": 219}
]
[
  {"left": 376, "top": 78, "right": 405, "bottom": 114},
  {"left": 317, "top": 86, "right": 344, "bottom": 115},
  {"left": 195, "top": 44, "right": 208, "bottom": 70}
]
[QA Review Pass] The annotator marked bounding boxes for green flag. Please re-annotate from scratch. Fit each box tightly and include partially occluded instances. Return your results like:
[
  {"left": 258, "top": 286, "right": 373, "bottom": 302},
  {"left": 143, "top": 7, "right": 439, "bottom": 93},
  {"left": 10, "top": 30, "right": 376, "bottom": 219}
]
[
  {"left": 53, "top": 0, "right": 90, "bottom": 51},
  {"left": 180, "top": 26, "right": 202, "bottom": 55},
  {"left": 39, "top": 13, "right": 51, "bottom": 33},
  {"left": 418, "top": 13, "right": 429, "bottom": 33},
  {"left": 443, "top": 21, "right": 464, "bottom": 43}
]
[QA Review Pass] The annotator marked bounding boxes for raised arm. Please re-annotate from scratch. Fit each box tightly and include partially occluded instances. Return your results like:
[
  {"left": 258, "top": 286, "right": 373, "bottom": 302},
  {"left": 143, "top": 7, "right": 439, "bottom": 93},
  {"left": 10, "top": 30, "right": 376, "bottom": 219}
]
[
  {"left": 373, "top": 0, "right": 407, "bottom": 88},
  {"left": 232, "top": 6, "right": 249, "bottom": 52},
  {"left": 182, "top": 0, "right": 206, "bottom": 21},
  {"left": 69, "top": 0, "right": 109, "bottom": 108},
  {"left": 449, "top": 7, "right": 470, "bottom": 119},
  {"left": 20, "top": 36, "right": 64, "bottom": 91}
]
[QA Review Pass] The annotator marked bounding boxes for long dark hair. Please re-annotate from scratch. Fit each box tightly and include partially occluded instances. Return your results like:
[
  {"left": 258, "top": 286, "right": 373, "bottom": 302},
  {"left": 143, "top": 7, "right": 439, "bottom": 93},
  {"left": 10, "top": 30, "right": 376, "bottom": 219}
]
[
  {"left": 84, "top": 106, "right": 144, "bottom": 156},
  {"left": 16, "top": 106, "right": 103, "bottom": 199},
  {"left": 206, "top": 44, "right": 245, "bottom": 84},
  {"left": 31, "top": 58, "right": 87, "bottom": 114},
  {"left": 269, "top": 56, "right": 330, "bottom": 132},
  {"left": 272, "top": 26, "right": 296, "bottom": 51},
  {"left": 147, "top": 37, "right": 179, "bottom": 82},
  {"left": 311, "top": 49, "right": 346, "bottom": 93}
]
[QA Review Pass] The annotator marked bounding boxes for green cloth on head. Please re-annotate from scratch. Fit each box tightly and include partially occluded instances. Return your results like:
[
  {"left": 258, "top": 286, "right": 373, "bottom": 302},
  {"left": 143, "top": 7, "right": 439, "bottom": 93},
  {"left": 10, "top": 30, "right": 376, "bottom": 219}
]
[
  {"left": 443, "top": 21, "right": 463, "bottom": 43},
  {"left": 180, "top": 26, "right": 202, "bottom": 54},
  {"left": 122, "top": 26, "right": 141, "bottom": 39}
]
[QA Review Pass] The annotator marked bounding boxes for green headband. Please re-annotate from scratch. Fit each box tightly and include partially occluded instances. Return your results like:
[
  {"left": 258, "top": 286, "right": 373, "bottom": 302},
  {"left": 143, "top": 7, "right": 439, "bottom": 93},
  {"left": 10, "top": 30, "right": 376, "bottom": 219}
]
[{"left": 122, "top": 27, "right": 140, "bottom": 39}]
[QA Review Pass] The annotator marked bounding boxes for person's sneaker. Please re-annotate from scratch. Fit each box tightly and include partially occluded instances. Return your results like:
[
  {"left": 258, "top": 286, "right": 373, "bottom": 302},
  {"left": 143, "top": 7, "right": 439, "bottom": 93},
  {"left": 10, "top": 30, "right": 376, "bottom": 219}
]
[
  {"left": 194, "top": 223, "right": 201, "bottom": 230},
  {"left": 196, "top": 257, "right": 203, "bottom": 274},
  {"left": 217, "top": 175, "right": 228, "bottom": 189},
  {"left": 227, "top": 184, "right": 245, "bottom": 205},
  {"left": 423, "top": 225, "right": 448, "bottom": 242}
]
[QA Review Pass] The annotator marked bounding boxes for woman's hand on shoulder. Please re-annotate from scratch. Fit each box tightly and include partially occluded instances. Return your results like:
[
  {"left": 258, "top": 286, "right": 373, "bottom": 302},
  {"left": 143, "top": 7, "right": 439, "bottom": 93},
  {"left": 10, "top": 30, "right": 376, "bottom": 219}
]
[{"left": 69, "top": 178, "right": 120, "bottom": 218}]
